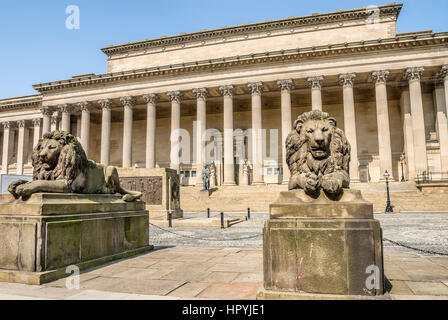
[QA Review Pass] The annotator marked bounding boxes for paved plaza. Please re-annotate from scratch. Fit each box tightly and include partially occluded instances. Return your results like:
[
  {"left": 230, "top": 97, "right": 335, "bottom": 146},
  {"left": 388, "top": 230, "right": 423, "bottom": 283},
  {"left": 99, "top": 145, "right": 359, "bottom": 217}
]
[{"left": 0, "top": 212, "right": 447, "bottom": 300}]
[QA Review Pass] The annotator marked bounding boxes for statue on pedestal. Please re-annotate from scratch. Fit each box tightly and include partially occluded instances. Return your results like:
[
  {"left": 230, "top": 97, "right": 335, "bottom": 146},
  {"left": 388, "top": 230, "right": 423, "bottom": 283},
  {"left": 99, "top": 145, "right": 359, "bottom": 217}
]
[
  {"left": 201, "top": 164, "right": 210, "bottom": 191},
  {"left": 8, "top": 131, "right": 142, "bottom": 202},
  {"left": 209, "top": 161, "right": 216, "bottom": 187},
  {"left": 242, "top": 159, "right": 251, "bottom": 185},
  {"left": 258, "top": 110, "right": 387, "bottom": 299}
]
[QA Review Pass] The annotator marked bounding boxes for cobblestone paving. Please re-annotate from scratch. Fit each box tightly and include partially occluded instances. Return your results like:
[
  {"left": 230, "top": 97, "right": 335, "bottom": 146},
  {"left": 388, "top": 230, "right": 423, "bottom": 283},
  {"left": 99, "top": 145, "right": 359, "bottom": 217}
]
[{"left": 150, "top": 212, "right": 448, "bottom": 255}]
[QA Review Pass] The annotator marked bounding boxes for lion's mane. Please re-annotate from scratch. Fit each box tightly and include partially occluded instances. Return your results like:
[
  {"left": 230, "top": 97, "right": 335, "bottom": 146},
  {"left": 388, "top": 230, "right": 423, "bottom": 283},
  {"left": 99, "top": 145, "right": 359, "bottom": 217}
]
[
  {"left": 32, "top": 131, "right": 88, "bottom": 191},
  {"left": 286, "top": 110, "right": 351, "bottom": 177}
]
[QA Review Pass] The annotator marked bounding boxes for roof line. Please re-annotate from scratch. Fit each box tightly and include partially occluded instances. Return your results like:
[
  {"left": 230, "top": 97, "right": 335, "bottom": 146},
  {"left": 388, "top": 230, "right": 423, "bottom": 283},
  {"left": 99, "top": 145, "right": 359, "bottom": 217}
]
[
  {"left": 101, "top": 3, "right": 402, "bottom": 55},
  {"left": 32, "top": 30, "right": 447, "bottom": 94}
]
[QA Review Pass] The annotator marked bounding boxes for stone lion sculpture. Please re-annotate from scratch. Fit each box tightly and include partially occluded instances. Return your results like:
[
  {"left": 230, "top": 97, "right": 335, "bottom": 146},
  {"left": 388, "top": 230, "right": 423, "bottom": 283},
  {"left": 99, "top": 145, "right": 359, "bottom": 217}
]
[
  {"left": 9, "top": 130, "right": 142, "bottom": 202},
  {"left": 286, "top": 110, "right": 351, "bottom": 196}
]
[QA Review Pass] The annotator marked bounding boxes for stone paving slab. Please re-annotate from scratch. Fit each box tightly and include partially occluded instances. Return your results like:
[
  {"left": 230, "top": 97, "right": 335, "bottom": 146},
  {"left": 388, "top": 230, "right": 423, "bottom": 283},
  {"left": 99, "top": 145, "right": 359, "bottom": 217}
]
[{"left": 0, "top": 246, "right": 447, "bottom": 300}]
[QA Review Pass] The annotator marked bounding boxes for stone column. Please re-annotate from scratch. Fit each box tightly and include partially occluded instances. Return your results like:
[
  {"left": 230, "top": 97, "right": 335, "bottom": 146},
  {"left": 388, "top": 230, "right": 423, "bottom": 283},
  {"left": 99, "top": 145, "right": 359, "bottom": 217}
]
[
  {"left": 120, "top": 96, "right": 136, "bottom": 168},
  {"left": 40, "top": 107, "right": 52, "bottom": 135},
  {"left": 167, "top": 91, "right": 183, "bottom": 172},
  {"left": 32, "top": 118, "right": 41, "bottom": 148},
  {"left": 439, "top": 65, "right": 448, "bottom": 175},
  {"left": 220, "top": 85, "right": 236, "bottom": 186},
  {"left": 1, "top": 122, "right": 10, "bottom": 174},
  {"left": 248, "top": 82, "right": 264, "bottom": 185},
  {"left": 400, "top": 87, "right": 416, "bottom": 180},
  {"left": 16, "top": 120, "right": 26, "bottom": 175},
  {"left": 405, "top": 67, "right": 427, "bottom": 175},
  {"left": 59, "top": 104, "right": 72, "bottom": 133},
  {"left": 339, "top": 73, "right": 360, "bottom": 182},
  {"left": 372, "top": 71, "right": 394, "bottom": 180},
  {"left": 99, "top": 99, "right": 113, "bottom": 166},
  {"left": 193, "top": 88, "right": 208, "bottom": 186},
  {"left": 78, "top": 101, "right": 92, "bottom": 156},
  {"left": 277, "top": 80, "right": 293, "bottom": 184},
  {"left": 76, "top": 117, "right": 82, "bottom": 140},
  {"left": 307, "top": 76, "right": 324, "bottom": 111},
  {"left": 433, "top": 81, "right": 448, "bottom": 174},
  {"left": 143, "top": 94, "right": 159, "bottom": 168}
]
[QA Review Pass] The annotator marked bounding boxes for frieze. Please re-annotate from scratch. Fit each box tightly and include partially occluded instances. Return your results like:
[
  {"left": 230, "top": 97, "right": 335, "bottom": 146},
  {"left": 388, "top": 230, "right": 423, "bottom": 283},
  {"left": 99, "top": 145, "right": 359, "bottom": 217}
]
[{"left": 119, "top": 176, "right": 163, "bottom": 205}]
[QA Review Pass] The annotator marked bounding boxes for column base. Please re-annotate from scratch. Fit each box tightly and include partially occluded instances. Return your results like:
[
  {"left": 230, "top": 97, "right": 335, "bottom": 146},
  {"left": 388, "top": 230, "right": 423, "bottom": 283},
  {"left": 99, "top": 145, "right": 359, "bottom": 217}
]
[
  {"left": 222, "top": 181, "right": 236, "bottom": 186},
  {"left": 350, "top": 178, "right": 361, "bottom": 183},
  {"left": 252, "top": 181, "right": 265, "bottom": 185}
]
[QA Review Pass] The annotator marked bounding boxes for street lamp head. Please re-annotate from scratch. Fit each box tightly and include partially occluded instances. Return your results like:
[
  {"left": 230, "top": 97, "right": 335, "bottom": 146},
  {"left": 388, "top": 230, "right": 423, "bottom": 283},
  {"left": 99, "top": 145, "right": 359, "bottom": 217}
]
[{"left": 384, "top": 171, "right": 390, "bottom": 179}]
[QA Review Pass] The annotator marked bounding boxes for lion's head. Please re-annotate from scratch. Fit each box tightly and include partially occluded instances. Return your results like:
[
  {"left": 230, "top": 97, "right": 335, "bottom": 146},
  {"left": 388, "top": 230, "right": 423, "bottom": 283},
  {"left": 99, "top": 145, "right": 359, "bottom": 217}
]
[
  {"left": 32, "top": 131, "right": 88, "bottom": 190},
  {"left": 286, "top": 110, "right": 350, "bottom": 177}
]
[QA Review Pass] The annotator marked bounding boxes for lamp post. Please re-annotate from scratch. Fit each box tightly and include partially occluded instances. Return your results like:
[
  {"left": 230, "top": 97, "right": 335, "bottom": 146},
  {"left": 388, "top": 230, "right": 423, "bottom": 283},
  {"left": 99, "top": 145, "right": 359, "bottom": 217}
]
[
  {"left": 384, "top": 171, "right": 393, "bottom": 213},
  {"left": 400, "top": 153, "right": 405, "bottom": 182}
]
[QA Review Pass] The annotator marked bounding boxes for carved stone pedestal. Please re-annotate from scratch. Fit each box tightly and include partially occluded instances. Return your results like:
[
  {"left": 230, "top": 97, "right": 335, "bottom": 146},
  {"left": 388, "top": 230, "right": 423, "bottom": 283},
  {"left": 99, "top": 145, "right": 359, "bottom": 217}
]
[
  {"left": 0, "top": 193, "right": 152, "bottom": 285},
  {"left": 118, "top": 167, "right": 183, "bottom": 220},
  {"left": 257, "top": 189, "right": 388, "bottom": 299}
]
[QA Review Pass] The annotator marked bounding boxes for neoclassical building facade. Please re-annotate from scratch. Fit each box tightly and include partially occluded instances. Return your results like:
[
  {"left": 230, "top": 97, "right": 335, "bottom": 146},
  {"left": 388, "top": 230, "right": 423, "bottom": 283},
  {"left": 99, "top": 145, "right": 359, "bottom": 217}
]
[{"left": 1, "top": 3, "right": 448, "bottom": 185}]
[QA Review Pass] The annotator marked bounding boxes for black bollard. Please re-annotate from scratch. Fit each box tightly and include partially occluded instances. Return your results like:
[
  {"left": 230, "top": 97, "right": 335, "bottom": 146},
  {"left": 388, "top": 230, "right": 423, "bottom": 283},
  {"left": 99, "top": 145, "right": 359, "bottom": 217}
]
[
  {"left": 247, "top": 208, "right": 251, "bottom": 220},
  {"left": 220, "top": 212, "right": 224, "bottom": 229},
  {"left": 207, "top": 208, "right": 210, "bottom": 218},
  {"left": 168, "top": 213, "right": 172, "bottom": 228}
]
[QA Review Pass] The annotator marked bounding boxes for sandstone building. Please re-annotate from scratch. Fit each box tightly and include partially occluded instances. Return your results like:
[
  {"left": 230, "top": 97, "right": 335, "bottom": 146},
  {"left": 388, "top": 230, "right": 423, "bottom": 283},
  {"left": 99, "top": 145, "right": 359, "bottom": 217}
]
[{"left": 1, "top": 3, "right": 448, "bottom": 186}]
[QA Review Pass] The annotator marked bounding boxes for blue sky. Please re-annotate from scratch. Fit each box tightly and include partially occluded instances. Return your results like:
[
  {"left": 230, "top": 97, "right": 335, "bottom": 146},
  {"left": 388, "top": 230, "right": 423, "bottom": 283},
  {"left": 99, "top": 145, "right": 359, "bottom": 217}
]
[{"left": 1, "top": 0, "right": 447, "bottom": 99}]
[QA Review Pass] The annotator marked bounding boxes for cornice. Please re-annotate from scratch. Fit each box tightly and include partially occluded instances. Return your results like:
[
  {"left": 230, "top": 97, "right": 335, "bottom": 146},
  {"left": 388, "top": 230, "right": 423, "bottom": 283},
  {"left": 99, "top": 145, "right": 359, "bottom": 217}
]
[
  {"left": 101, "top": 3, "right": 402, "bottom": 56},
  {"left": 0, "top": 94, "right": 42, "bottom": 112},
  {"left": 32, "top": 31, "right": 448, "bottom": 94}
]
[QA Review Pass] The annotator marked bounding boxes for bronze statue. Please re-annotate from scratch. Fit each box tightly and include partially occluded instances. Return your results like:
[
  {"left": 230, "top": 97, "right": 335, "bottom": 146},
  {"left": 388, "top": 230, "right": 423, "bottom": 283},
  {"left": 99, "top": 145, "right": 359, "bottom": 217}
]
[
  {"left": 9, "top": 131, "right": 142, "bottom": 201},
  {"left": 201, "top": 165, "right": 210, "bottom": 191},
  {"left": 286, "top": 110, "right": 350, "bottom": 196}
]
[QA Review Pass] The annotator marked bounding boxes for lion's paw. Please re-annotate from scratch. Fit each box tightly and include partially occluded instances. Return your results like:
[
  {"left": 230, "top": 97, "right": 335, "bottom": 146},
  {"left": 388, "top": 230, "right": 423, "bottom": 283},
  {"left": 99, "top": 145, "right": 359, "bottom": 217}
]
[{"left": 321, "top": 177, "right": 342, "bottom": 194}]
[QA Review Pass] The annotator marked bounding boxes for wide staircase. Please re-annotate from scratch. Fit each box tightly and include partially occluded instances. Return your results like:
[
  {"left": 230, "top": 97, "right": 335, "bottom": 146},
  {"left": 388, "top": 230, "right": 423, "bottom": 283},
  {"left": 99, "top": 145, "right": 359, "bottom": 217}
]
[{"left": 180, "top": 182, "right": 448, "bottom": 213}]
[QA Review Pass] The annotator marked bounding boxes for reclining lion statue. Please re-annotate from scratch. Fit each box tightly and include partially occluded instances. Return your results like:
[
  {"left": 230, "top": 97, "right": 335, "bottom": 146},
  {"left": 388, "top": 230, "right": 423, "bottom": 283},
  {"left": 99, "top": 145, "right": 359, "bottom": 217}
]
[
  {"left": 286, "top": 110, "right": 351, "bottom": 197},
  {"left": 9, "top": 130, "right": 142, "bottom": 202}
]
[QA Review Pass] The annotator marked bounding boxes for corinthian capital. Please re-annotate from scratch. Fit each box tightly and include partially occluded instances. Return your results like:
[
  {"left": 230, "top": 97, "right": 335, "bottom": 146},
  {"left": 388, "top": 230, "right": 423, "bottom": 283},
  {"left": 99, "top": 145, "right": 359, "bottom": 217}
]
[
  {"left": 98, "top": 99, "right": 113, "bottom": 110},
  {"left": 167, "top": 91, "right": 184, "bottom": 104},
  {"left": 307, "top": 76, "right": 324, "bottom": 90},
  {"left": 339, "top": 73, "right": 356, "bottom": 88},
  {"left": 277, "top": 79, "right": 294, "bottom": 92},
  {"left": 58, "top": 104, "right": 73, "bottom": 113},
  {"left": 404, "top": 67, "right": 424, "bottom": 82},
  {"left": 40, "top": 106, "right": 54, "bottom": 117},
  {"left": 2, "top": 121, "right": 10, "bottom": 129},
  {"left": 32, "top": 118, "right": 41, "bottom": 127},
  {"left": 143, "top": 93, "right": 159, "bottom": 105},
  {"left": 247, "top": 82, "right": 264, "bottom": 95},
  {"left": 120, "top": 96, "right": 136, "bottom": 108},
  {"left": 78, "top": 101, "right": 93, "bottom": 112},
  {"left": 219, "top": 85, "right": 234, "bottom": 97},
  {"left": 192, "top": 88, "right": 208, "bottom": 101},
  {"left": 438, "top": 65, "right": 448, "bottom": 80},
  {"left": 17, "top": 120, "right": 26, "bottom": 128},
  {"left": 371, "top": 71, "right": 389, "bottom": 84}
]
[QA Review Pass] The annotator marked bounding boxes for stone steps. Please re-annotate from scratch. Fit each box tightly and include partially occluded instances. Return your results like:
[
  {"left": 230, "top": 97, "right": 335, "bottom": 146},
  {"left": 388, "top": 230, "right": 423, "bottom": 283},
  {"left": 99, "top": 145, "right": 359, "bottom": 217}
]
[{"left": 180, "top": 183, "right": 448, "bottom": 213}]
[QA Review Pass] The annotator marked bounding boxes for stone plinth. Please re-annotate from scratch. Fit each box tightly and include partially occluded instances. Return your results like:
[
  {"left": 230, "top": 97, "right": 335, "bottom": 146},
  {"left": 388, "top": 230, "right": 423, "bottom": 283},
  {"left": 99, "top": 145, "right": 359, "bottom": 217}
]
[
  {"left": 257, "top": 189, "right": 387, "bottom": 299},
  {"left": 118, "top": 167, "right": 183, "bottom": 220},
  {"left": 0, "top": 193, "right": 152, "bottom": 285}
]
